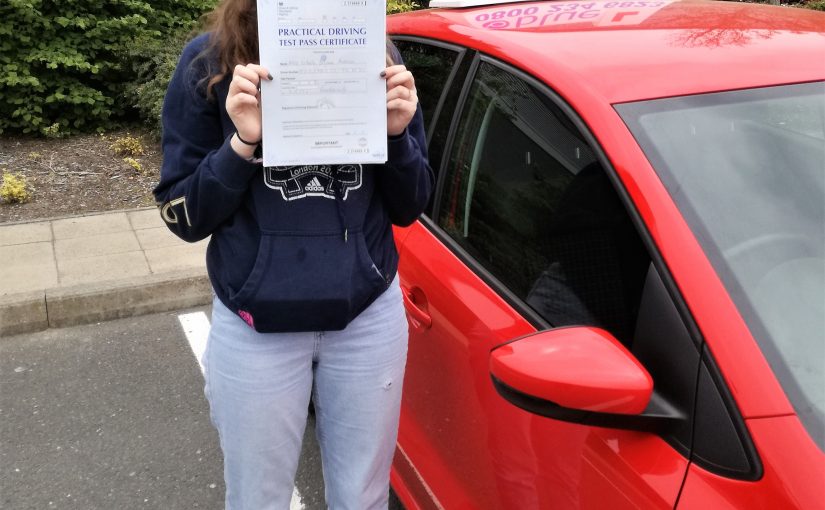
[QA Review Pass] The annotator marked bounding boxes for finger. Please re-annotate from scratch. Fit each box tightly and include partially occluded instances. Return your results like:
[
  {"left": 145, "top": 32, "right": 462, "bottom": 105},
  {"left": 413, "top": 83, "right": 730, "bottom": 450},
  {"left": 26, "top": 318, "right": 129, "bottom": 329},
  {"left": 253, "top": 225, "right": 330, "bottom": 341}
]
[
  {"left": 246, "top": 63, "right": 274, "bottom": 82},
  {"left": 233, "top": 64, "right": 259, "bottom": 83},
  {"left": 386, "top": 97, "right": 417, "bottom": 113},
  {"left": 228, "top": 94, "right": 260, "bottom": 109},
  {"left": 236, "top": 94, "right": 260, "bottom": 106},
  {"left": 230, "top": 76, "right": 259, "bottom": 97},
  {"left": 387, "top": 86, "right": 419, "bottom": 106},
  {"left": 386, "top": 70, "right": 414, "bottom": 91},
  {"left": 381, "top": 64, "right": 407, "bottom": 79},
  {"left": 233, "top": 64, "right": 270, "bottom": 86},
  {"left": 386, "top": 86, "right": 413, "bottom": 102}
]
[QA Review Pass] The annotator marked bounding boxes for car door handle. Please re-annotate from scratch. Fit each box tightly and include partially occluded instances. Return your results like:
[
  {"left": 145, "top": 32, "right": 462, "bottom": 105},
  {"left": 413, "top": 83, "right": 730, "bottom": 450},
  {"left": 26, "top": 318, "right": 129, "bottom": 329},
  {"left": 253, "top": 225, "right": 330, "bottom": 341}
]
[{"left": 402, "top": 287, "right": 432, "bottom": 330}]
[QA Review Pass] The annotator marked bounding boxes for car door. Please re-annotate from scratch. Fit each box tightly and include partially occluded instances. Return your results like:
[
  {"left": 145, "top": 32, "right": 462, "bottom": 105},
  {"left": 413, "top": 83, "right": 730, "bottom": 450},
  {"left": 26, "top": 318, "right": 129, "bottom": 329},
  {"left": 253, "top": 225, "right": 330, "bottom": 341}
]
[{"left": 393, "top": 50, "right": 705, "bottom": 509}]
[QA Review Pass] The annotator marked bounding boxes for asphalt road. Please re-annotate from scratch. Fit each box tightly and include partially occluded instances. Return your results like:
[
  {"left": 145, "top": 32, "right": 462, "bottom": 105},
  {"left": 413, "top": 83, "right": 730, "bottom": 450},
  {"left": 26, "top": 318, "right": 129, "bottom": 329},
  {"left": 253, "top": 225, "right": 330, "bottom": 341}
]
[{"left": 0, "top": 307, "right": 404, "bottom": 510}]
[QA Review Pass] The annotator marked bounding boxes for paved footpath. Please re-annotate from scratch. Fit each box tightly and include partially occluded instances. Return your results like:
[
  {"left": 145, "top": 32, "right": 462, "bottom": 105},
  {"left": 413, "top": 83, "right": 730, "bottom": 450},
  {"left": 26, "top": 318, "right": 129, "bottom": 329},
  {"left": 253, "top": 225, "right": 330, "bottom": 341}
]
[{"left": 0, "top": 208, "right": 211, "bottom": 337}]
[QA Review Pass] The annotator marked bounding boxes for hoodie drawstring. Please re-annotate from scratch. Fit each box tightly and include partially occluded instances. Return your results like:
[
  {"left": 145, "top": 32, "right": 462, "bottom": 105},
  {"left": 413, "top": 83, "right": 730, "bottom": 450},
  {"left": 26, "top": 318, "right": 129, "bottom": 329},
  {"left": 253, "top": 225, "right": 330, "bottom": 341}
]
[{"left": 333, "top": 166, "right": 348, "bottom": 242}]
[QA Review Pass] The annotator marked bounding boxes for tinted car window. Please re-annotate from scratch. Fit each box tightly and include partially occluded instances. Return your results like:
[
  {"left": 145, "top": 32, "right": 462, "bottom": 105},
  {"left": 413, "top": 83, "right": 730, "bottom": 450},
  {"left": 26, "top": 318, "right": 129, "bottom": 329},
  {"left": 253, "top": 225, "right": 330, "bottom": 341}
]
[
  {"left": 392, "top": 39, "right": 460, "bottom": 133},
  {"left": 437, "top": 62, "right": 649, "bottom": 344}
]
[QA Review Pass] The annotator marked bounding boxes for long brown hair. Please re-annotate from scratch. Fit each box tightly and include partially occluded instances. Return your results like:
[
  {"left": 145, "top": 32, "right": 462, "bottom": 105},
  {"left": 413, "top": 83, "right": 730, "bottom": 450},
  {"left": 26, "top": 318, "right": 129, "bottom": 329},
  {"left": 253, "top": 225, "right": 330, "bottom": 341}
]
[
  {"left": 203, "top": 0, "right": 259, "bottom": 98},
  {"left": 201, "top": 0, "right": 394, "bottom": 98}
]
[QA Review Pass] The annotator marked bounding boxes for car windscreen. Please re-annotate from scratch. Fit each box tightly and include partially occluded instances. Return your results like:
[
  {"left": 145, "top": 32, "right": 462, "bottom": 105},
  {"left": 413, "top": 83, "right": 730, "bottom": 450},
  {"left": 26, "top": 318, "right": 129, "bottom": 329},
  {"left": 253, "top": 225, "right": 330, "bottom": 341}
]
[{"left": 616, "top": 82, "right": 825, "bottom": 451}]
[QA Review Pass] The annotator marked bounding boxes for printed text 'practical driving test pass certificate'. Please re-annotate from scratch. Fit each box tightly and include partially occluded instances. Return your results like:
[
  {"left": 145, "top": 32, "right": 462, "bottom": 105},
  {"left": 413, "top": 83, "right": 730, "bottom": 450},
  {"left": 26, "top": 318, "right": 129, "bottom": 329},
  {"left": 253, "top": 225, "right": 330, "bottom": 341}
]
[{"left": 257, "top": 0, "right": 388, "bottom": 166}]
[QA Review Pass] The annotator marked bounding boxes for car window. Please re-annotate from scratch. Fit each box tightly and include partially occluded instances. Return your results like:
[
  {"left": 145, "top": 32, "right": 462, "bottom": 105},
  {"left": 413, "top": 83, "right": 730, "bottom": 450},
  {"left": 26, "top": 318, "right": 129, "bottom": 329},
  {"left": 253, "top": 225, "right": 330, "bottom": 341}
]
[
  {"left": 392, "top": 39, "right": 461, "bottom": 134},
  {"left": 436, "top": 61, "right": 649, "bottom": 345}
]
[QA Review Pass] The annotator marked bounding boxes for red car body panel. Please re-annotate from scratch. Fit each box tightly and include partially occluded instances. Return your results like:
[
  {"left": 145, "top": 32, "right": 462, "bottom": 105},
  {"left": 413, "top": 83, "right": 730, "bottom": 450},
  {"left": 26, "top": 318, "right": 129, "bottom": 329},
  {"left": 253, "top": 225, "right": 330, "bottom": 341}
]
[
  {"left": 388, "top": 1, "right": 825, "bottom": 508},
  {"left": 678, "top": 416, "right": 825, "bottom": 508},
  {"left": 396, "top": 224, "right": 689, "bottom": 509}
]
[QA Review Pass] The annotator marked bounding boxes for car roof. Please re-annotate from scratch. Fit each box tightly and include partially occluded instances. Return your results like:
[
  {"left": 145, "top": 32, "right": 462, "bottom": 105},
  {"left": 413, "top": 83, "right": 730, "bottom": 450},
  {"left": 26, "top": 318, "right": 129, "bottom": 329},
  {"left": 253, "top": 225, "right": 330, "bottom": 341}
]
[{"left": 388, "top": 0, "right": 825, "bottom": 103}]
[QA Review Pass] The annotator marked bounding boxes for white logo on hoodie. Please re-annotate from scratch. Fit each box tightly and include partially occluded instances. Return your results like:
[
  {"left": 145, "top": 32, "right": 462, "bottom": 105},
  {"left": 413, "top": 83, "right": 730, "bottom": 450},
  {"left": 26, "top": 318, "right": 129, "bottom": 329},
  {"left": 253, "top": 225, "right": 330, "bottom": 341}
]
[{"left": 263, "top": 164, "right": 362, "bottom": 201}]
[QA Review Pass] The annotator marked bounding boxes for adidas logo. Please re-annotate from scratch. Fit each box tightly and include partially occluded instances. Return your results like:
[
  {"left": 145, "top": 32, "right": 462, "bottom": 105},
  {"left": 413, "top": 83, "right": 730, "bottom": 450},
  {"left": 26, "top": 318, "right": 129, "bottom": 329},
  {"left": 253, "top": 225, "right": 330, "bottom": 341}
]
[{"left": 305, "top": 177, "right": 324, "bottom": 192}]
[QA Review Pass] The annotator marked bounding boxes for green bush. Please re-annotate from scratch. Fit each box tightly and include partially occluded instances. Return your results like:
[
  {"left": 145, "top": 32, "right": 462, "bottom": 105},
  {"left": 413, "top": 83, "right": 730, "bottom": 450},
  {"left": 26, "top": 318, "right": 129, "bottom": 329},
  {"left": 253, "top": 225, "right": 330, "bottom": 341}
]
[
  {"left": 754, "top": 0, "right": 825, "bottom": 8},
  {"left": 387, "top": 0, "right": 421, "bottom": 14},
  {"left": 1, "top": 0, "right": 423, "bottom": 137},
  {"left": 124, "top": 28, "right": 195, "bottom": 138},
  {"left": 0, "top": 0, "right": 217, "bottom": 136}
]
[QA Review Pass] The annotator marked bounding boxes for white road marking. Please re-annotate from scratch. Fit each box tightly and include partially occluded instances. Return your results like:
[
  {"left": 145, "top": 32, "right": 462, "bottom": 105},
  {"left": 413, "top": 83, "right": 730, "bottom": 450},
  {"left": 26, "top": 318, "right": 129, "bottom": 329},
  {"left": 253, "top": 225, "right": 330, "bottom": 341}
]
[
  {"left": 177, "top": 312, "right": 210, "bottom": 374},
  {"left": 290, "top": 487, "right": 305, "bottom": 509},
  {"left": 177, "top": 311, "right": 307, "bottom": 510}
]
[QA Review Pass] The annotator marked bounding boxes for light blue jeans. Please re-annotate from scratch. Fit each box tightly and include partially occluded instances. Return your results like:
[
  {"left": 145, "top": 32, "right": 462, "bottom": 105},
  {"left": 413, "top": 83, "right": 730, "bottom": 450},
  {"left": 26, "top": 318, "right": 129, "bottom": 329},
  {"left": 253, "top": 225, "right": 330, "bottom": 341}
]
[{"left": 203, "top": 278, "right": 408, "bottom": 510}]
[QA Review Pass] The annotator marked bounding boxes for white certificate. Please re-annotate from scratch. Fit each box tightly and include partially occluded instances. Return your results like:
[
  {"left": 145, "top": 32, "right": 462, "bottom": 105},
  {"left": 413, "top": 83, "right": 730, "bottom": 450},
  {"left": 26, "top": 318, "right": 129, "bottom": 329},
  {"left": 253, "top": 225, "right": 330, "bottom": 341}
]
[{"left": 257, "top": 0, "right": 388, "bottom": 166}]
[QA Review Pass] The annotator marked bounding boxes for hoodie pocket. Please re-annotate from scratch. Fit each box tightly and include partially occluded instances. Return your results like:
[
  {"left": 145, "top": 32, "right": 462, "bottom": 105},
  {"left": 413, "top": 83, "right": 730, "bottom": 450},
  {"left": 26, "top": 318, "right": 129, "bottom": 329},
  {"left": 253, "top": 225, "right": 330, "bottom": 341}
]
[
  {"left": 228, "top": 230, "right": 386, "bottom": 332},
  {"left": 228, "top": 234, "right": 271, "bottom": 307}
]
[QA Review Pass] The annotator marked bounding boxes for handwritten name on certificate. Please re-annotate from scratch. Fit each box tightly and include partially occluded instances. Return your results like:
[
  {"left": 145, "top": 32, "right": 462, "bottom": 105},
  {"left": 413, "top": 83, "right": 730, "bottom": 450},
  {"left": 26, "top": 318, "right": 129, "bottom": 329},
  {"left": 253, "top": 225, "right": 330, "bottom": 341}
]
[{"left": 257, "top": 0, "right": 388, "bottom": 166}]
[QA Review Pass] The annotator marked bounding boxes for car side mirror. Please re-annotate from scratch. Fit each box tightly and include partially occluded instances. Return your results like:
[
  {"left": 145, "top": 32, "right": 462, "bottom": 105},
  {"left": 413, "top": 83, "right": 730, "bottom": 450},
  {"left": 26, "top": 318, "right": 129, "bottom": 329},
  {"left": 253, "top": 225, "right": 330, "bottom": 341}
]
[{"left": 490, "top": 327, "right": 683, "bottom": 432}]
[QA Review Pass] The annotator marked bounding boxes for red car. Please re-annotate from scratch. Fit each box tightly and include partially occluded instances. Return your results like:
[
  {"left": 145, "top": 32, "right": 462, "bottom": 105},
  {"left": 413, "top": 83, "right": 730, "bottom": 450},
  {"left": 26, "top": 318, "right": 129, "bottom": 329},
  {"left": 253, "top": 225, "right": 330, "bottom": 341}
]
[{"left": 387, "top": 1, "right": 825, "bottom": 508}]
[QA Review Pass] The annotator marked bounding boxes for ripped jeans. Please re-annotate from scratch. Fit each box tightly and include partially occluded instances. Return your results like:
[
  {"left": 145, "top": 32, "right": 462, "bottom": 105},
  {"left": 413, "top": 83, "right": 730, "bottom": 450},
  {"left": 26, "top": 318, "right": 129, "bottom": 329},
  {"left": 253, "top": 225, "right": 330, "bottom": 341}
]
[{"left": 203, "top": 277, "right": 408, "bottom": 510}]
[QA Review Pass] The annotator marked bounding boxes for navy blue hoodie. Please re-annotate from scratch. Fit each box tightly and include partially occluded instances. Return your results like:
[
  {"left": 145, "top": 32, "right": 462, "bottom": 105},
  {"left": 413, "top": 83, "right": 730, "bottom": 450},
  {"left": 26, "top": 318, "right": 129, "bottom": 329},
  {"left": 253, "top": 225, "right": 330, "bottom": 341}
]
[{"left": 154, "top": 34, "right": 433, "bottom": 332}]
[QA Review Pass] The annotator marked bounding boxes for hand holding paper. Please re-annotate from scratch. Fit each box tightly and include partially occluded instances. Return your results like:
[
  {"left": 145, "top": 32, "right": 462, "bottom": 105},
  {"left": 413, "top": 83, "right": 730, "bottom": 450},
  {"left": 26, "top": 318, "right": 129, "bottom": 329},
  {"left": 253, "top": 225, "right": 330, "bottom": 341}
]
[
  {"left": 383, "top": 64, "right": 418, "bottom": 137},
  {"left": 227, "top": 63, "right": 272, "bottom": 158}
]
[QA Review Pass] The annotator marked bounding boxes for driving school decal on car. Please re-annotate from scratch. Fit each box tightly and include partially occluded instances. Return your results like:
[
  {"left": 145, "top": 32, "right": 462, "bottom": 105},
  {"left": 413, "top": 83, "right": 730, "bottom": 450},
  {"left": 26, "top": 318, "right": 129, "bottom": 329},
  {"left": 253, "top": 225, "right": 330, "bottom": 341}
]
[
  {"left": 263, "top": 164, "right": 362, "bottom": 201},
  {"left": 468, "top": 1, "right": 673, "bottom": 30}
]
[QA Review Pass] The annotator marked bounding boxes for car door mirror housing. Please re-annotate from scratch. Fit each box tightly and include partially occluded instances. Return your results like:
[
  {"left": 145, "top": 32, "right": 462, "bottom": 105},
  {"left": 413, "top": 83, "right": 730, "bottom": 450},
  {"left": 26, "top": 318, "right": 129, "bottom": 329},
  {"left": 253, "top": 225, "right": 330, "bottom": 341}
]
[
  {"left": 490, "top": 327, "right": 685, "bottom": 433},
  {"left": 490, "top": 327, "right": 653, "bottom": 415}
]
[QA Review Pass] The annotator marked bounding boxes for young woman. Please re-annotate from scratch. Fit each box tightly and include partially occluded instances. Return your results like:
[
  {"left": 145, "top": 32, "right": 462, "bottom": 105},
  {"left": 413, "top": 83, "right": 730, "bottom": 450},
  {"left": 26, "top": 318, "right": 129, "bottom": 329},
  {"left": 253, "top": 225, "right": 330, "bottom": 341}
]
[{"left": 153, "top": 0, "right": 432, "bottom": 507}]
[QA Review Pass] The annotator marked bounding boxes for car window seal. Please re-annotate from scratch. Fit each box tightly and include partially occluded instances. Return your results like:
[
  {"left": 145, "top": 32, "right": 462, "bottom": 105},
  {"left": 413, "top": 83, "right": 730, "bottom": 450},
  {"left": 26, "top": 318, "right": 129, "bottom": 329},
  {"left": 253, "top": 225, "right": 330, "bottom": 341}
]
[
  {"left": 432, "top": 53, "right": 481, "bottom": 222},
  {"left": 389, "top": 35, "right": 469, "bottom": 147}
]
